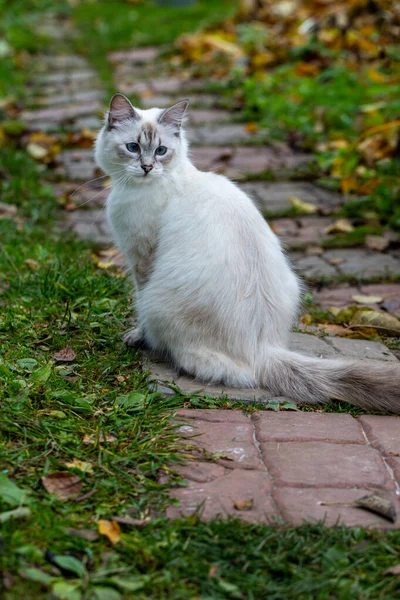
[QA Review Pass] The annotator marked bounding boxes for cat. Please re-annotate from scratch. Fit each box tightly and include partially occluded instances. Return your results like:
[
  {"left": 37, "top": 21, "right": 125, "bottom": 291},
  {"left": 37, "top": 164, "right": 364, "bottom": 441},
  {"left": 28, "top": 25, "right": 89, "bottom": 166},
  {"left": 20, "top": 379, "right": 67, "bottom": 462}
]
[{"left": 95, "top": 93, "right": 400, "bottom": 413}]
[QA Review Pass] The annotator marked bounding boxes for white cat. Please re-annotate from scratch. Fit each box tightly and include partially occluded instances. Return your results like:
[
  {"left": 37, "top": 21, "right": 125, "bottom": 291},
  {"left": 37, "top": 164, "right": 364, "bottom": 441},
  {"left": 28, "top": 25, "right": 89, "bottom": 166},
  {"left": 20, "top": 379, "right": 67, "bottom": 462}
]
[{"left": 95, "top": 93, "right": 400, "bottom": 413}]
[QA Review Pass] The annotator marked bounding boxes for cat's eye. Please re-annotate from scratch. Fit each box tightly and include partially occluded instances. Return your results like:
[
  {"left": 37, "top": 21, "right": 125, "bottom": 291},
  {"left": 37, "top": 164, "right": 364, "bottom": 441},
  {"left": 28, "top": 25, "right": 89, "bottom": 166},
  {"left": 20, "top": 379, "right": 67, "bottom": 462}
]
[
  {"left": 155, "top": 146, "right": 167, "bottom": 156},
  {"left": 126, "top": 142, "right": 140, "bottom": 153}
]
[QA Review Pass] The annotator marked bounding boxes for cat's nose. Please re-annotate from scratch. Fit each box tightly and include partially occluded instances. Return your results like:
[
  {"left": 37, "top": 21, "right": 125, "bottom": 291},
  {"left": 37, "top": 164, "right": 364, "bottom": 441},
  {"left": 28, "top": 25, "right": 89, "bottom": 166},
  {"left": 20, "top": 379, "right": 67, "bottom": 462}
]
[{"left": 141, "top": 164, "right": 153, "bottom": 174}]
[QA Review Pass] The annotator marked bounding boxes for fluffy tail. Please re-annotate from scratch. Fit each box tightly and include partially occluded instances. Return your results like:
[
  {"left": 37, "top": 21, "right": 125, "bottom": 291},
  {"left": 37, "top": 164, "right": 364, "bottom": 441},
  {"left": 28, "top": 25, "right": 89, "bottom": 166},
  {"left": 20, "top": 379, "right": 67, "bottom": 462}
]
[{"left": 260, "top": 349, "right": 400, "bottom": 413}]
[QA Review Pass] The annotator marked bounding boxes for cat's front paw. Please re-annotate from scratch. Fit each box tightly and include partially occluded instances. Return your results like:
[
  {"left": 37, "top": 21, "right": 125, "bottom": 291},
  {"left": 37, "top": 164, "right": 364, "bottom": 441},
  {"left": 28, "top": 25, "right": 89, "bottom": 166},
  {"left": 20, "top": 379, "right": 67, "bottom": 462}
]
[{"left": 123, "top": 327, "right": 145, "bottom": 348}]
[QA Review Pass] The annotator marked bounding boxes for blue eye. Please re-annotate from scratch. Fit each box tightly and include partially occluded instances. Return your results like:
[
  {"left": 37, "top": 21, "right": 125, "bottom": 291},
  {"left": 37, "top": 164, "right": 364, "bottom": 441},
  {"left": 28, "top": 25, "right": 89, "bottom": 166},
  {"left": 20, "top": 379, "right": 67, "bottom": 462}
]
[
  {"left": 126, "top": 142, "right": 140, "bottom": 153},
  {"left": 155, "top": 146, "right": 167, "bottom": 156}
]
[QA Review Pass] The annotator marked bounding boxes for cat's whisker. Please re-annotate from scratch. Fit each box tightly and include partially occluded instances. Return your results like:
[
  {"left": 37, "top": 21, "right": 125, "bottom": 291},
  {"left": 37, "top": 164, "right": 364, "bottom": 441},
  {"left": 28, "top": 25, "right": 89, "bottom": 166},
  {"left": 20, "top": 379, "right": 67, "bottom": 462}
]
[
  {"left": 72, "top": 185, "right": 112, "bottom": 210},
  {"left": 69, "top": 174, "right": 111, "bottom": 199}
]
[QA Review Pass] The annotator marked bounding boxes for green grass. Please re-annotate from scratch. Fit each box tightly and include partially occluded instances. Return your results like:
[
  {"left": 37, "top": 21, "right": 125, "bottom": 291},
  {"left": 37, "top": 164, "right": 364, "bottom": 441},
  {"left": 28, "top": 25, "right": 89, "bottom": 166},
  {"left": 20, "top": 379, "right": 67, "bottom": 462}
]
[
  {"left": 72, "top": 0, "right": 237, "bottom": 93},
  {"left": 2, "top": 1, "right": 400, "bottom": 597}
]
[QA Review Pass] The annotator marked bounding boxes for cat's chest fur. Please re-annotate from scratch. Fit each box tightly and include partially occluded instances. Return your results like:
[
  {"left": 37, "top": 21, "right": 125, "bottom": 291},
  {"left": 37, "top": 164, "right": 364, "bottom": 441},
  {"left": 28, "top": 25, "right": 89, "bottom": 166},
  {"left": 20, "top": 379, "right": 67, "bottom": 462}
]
[{"left": 106, "top": 184, "right": 166, "bottom": 287}]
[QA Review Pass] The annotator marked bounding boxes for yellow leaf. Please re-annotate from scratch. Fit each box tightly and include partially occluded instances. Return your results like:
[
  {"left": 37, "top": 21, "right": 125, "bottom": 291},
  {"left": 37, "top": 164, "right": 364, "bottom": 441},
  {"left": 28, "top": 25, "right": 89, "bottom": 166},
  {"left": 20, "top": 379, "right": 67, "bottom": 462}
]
[
  {"left": 288, "top": 196, "right": 317, "bottom": 214},
  {"left": 351, "top": 295, "right": 383, "bottom": 305},
  {"left": 27, "top": 143, "right": 48, "bottom": 160},
  {"left": 367, "top": 69, "right": 386, "bottom": 83},
  {"left": 350, "top": 310, "right": 400, "bottom": 336},
  {"left": 324, "top": 219, "right": 354, "bottom": 235},
  {"left": 65, "top": 459, "right": 93, "bottom": 474},
  {"left": 340, "top": 177, "right": 358, "bottom": 194},
  {"left": 98, "top": 519, "right": 121, "bottom": 544}
]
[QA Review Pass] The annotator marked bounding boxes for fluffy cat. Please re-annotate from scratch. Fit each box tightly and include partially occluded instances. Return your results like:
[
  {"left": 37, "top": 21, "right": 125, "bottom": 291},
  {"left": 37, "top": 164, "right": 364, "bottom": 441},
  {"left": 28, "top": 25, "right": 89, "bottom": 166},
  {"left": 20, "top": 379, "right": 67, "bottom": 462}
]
[{"left": 95, "top": 93, "right": 400, "bottom": 413}]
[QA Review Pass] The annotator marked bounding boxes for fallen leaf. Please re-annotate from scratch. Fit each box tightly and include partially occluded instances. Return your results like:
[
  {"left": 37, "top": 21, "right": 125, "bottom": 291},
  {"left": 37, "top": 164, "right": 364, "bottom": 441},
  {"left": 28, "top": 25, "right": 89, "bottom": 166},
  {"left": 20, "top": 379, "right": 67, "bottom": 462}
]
[
  {"left": 356, "top": 494, "right": 396, "bottom": 523},
  {"left": 315, "top": 323, "right": 349, "bottom": 336},
  {"left": 245, "top": 122, "right": 259, "bottom": 134},
  {"left": 365, "top": 235, "right": 389, "bottom": 252},
  {"left": 64, "top": 527, "right": 99, "bottom": 541},
  {"left": 83, "top": 432, "right": 116, "bottom": 444},
  {"left": 350, "top": 310, "right": 400, "bottom": 336},
  {"left": 111, "top": 516, "right": 151, "bottom": 527},
  {"left": 98, "top": 519, "right": 121, "bottom": 544},
  {"left": 234, "top": 499, "right": 254, "bottom": 511},
  {"left": 0, "top": 202, "right": 17, "bottom": 217},
  {"left": 65, "top": 459, "right": 93, "bottom": 474},
  {"left": 289, "top": 195, "right": 318, "bottom": 214},
  {"left": 208, "top": 565, "right": 219, "bottom": 577},
  {"left": 54, "top": 346, "right": 76, "bottom": 362},
  {"left": 41, "top": 472, "right": 82, "bottom": 500},
  {"left": 384, "top": 564, "right": 400, "bottom": 576},
  {"left": 351, "top": 295, "right": 383, "bottom": 304},
  {"left": 26, "top": 142, "right": 47, "bottom": 160},
  {"left": 0, "top": 507, "right": 31, "bottom": 523},
  {"left": 324, "top": 218, "right": 354, "bottom": 234},
  {"left": 0, "top": 473, "right": 31, "bottom": 507}
]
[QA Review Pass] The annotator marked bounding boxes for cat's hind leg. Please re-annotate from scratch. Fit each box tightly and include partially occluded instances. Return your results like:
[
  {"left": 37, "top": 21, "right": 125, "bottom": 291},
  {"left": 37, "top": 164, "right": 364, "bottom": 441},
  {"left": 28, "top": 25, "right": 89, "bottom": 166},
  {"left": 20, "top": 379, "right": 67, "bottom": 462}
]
[{"left": 171, "top": 346, "right": 256, "bottom": 388}]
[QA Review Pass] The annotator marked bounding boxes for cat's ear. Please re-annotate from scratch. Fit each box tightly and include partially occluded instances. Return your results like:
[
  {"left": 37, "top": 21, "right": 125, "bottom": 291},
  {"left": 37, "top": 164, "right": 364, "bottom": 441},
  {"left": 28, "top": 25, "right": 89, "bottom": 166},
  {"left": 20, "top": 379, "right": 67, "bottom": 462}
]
[
  {"left": 108, "top": 93, "right": 140, "bottom": 127},
  {"left": 158, "top": 99, "right": 189, "bottom": 133}
]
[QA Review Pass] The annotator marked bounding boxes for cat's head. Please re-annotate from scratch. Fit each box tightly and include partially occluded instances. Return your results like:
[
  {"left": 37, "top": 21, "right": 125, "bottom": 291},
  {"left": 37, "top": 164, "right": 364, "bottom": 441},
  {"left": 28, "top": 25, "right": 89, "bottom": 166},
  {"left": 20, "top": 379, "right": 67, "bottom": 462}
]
[{"left": 95, "top": 93, "right": 189, "bottom": 183}]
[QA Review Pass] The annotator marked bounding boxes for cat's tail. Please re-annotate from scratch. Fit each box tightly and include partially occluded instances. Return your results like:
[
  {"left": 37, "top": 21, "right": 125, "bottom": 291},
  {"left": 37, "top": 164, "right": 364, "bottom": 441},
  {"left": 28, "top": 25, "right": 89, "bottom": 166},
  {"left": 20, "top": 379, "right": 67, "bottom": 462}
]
[{"left": 259, "top": 348, "right": 400, "bottom": 413}]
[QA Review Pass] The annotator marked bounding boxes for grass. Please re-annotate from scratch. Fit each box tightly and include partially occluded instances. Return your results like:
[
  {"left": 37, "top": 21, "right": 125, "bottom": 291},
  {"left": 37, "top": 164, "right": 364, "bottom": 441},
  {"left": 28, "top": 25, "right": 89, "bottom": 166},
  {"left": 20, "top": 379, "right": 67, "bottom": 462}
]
[
  {"left": 2, "top": 1, "right": 400, "bottom": 598},
  {"left": 72, "top": 0, "right": 238, "bottom": 94}
]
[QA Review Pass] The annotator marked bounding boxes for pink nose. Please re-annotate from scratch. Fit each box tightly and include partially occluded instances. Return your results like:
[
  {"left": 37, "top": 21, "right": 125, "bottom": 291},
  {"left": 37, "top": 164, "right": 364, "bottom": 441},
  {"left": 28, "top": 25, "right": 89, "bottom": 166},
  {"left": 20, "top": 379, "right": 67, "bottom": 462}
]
[{"left": 141, "top": 165, "right": 153, "bottom": 174}]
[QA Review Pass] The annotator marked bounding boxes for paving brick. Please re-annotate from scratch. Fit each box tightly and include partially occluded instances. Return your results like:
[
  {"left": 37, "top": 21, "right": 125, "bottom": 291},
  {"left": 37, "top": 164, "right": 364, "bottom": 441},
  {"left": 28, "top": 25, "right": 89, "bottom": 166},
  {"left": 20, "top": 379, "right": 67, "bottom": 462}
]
[
  {"left": 240, "top": 181, "right": 343, "bottom": 213},
  {"left": 175, "top": 416, "right": 265, "bottom": 470},
  {"left": 36, "top": 54, "right": 88, "bottom": 69},
  {"left": 290, "top": 254, "right": 337, "bottom": 278},
  {"left": 108, "top": 47, "right": 159, "bottom": 64},
  {"left": 271, "top": 216, "right": 333, "bottom": 248},
  {"left": 191, "top": 146, "right": 310, "bottom": 177},
  {"left": 38, "top": 70, "right": 98, "bottom": 85},
  {"left": 359, "top": 416, "right": 400, "bottom": 455},
  {"left": 187, "top": 123, "right": 262, "bottom": 146},
  {"left": 140, "top": 93, "right": 223, "bottom": 109},
  {"left": 253, "top": 412, "right": 364, "bottom": 444},
  {"left": 35, "top": 90, "right": 103, "bottom": 107},
  {"left": 167, "top": 469, "right": 275, "bottom": 523},
  {"left": 274, "top": 487, "right": 399, "bottom": 528},
  {"left": 288, "top": 332, "right": 338, "bottom": 358},
  {"left": 324, "top": 249, "right": 400, "bottom": 278},
  {"left": 175, "top": 408, "right": 249, "bottom": 424},
  {"left": 59, "top": 150, "right": 97, "bottom": 180},
  {"left": 313, "top": 286, "right": 362, "bottom": 308},
  {"left": 325, "top": 338, "right": 397, "bottom": 362},
  {"left": 23, "top": 102, "right": 100, "bottom": 123},
  {"left": 261, "top": 441, "right": 394, "bottom": 489},
  {"left": 188, "top": 109, "right": 232, "bottom": 125}
]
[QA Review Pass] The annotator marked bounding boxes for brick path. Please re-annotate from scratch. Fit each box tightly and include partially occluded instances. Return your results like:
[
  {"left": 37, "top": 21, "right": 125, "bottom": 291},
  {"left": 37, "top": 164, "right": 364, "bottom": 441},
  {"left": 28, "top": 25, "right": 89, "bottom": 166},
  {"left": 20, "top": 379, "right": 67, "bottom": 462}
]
[
  {"left": 168, "top": 410, "right": 400, "bottom": 529},
  {"left": 24, "top": 19, "right": 400, "bottom": 528}
]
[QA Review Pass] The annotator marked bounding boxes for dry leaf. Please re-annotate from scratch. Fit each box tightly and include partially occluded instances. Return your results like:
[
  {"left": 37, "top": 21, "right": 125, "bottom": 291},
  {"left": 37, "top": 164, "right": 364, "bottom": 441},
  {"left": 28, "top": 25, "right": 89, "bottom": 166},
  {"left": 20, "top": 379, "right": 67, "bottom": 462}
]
[
  {"left": 324, "top": 218, "right": 354, "bottom": 234},
  {"left": 64, "top": 527, "right": 99, "bottom": 541},
  {"left": 26, "top": 143, "right": 47, "bottom": 160},
  {"left": 245, "top": 122, "right": 259, "bottom": 134},
  {"left": 24, "top": 258, "right": 40, "bottom": 270},
  {"left": 315, "top": 323, "right": 348, "bottom": 336},
  {"left": 384, "top": 564, "right": 400, "bottom": 576},
  {"left": 234, "top": 499, "right": 254, "bottom": 511},
  {"left": 289, "top": 196, "right": 317, "bottom": 214},
  {"left": 208, "top": 565, "right": 219, "bottom": 577},
  {"left": 54, "top": 347, "right": 76, "bottom": 363},
  {"left": 350, "top": 310, "right": 400, "bottom": 336},
  {"left": 98, "top": 519, "right": 121, "bottom": 544},
  {"left": 83, "top": 432, "right": 116, "bottom": 444},
  {"left": 42, "top": 472, "right": 82, "bottom": 500},
  {"left": 65, "top": 459, "right": 93, "bottom": 474},
  {"left": 356, "top": 494, "right": 396, "bottom": 523},
  {"left": 111, "top": 516, "right": 151, "bottom": 527},
  {"left": 351, "top": 295, "right": 383, "bottom": 304},
  {"left": 365, "top": 235, "right": 389, "bottom": 252}
]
